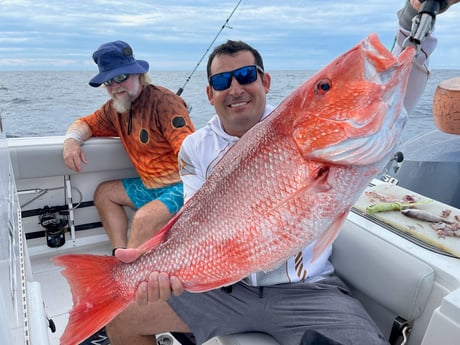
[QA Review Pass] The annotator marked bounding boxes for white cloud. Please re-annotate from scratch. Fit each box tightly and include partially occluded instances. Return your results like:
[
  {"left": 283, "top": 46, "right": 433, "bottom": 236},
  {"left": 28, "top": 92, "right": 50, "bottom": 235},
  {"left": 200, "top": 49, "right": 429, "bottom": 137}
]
[{"left": 0, "top": 0, "right": 459, "bottom": 71}]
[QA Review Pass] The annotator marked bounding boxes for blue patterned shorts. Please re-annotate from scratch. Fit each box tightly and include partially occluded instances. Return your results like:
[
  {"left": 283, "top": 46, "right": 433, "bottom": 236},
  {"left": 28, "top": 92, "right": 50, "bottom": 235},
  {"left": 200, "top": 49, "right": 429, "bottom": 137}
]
[{"left": 121, "top": 178, "right": 184, "bottom": 214}]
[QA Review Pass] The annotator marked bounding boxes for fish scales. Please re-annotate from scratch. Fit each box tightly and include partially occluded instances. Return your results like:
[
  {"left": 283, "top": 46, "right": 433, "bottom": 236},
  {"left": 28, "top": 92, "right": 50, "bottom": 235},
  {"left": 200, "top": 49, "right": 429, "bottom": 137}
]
[
  {"left": 128, "top": 125, "right": 324, "bottom": 286},
  {"left": 53, "top": 33, "right": 415, "bottom": 344}
]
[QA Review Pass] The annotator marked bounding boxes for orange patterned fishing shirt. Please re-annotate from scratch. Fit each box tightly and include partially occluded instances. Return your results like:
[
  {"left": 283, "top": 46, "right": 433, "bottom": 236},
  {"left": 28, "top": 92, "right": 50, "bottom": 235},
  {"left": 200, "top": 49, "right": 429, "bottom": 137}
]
[{"left": 80, "top": 84, "right": 195, "bottom": 188}]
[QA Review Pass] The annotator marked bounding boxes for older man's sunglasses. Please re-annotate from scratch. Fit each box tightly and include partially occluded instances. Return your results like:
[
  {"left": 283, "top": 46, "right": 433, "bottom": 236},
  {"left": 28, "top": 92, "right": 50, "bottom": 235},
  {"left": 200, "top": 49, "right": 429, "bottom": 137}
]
[
  {"left": 209, "top": 65, "right": 264, "bottom": 91},
  {"left": 103, "top": 74, "right": 129, "bottom": 86}
]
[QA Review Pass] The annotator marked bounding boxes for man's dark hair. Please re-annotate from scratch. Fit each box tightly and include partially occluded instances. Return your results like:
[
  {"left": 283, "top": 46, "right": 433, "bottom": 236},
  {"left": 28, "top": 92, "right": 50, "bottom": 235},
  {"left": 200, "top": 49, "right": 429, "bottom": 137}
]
[{"left": 206, "top": 40, "right": 264, "bottom": 79}]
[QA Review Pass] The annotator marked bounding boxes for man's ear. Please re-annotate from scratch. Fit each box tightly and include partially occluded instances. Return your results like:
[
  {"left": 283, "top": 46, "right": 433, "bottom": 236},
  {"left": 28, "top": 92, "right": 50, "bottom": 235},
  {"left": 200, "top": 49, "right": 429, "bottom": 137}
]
[{"left": 206, "top": 85, "right": 215, "bottom": 105}]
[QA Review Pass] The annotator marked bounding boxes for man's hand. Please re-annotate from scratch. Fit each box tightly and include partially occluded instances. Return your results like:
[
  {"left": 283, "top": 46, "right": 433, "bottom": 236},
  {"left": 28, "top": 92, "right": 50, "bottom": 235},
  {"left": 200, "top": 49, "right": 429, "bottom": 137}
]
[
  {"left": 410, "top": 0, "right": 460, "bottom": 12},
  {"left": 115, "top": 248, "right": 185, "bottom": 305},
  {"left": 136, "top": 272, "right": 185, "bottom": 305},
  {"left": 63, "top": 139, "right": 87, "bottom": 172}
]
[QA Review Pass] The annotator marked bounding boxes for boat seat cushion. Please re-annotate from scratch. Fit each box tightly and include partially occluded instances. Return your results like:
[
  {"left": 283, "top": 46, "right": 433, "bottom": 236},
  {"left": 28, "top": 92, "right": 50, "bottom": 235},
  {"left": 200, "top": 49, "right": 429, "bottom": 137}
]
[{"left": 331, "top": 218, "right": 435, "bottom": 323}]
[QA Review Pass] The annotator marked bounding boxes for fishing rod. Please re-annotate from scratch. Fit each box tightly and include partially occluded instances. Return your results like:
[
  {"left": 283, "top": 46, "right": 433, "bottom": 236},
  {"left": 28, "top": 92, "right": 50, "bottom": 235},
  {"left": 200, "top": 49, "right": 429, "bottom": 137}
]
[{"left": 176, "top": 0, "right": 243, "bottom": 96}]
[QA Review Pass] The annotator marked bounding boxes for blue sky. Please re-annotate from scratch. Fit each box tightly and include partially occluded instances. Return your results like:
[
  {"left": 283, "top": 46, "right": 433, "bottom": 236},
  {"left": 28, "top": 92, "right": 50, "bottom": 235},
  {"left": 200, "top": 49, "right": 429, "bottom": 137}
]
[{"left": 1, "top": 0, "right": 460, "bottom": 72}]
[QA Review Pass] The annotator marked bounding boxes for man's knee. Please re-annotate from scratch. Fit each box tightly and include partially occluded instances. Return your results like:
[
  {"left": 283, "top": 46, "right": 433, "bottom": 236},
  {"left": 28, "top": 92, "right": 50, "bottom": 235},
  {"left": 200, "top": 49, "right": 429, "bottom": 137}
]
[
  {"left": 94, "top": 181, "right": 109, "bottom": 203},
  {"left": 94, "top": 180, "right": 121, "bottom": 206},
  {"left": 135, "top": 201, "right": 171, "bottom": 222},
  {"left": 131, "top": 211, "right": 168, "bottom": 238}
]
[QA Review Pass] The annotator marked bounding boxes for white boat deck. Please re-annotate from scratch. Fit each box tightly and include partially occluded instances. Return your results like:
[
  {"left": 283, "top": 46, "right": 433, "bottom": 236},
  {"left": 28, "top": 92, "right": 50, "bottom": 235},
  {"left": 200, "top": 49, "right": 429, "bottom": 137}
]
[
  {"left": 30, "top": 238, "right": 112, "bottom": 344},
  {"left": 29, "top": 236, "right": 183, "bottom": 345}
]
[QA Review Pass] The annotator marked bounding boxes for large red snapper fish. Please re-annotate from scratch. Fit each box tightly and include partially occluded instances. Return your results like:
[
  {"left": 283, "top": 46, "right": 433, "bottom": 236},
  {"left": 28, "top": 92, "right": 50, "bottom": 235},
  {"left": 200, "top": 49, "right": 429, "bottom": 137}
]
[{"left": 53, "top": 33, "right": 415, "bottom": 344}]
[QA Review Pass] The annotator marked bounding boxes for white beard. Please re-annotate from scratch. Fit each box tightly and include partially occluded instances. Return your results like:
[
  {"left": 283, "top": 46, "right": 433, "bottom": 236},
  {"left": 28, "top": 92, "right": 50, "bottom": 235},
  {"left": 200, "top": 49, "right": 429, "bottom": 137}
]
[
  {"left": 113, "top": 97, "right": 131, "bottom": 113},
  {"left": 110, "top": 78, "right": 141, "bottom": 113}
]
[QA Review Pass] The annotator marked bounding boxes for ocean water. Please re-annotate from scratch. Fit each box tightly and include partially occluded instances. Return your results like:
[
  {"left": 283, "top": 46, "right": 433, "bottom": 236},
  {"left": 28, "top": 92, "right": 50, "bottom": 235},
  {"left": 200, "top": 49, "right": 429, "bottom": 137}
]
[{"left": 1, "top": 69, "right": 460, "bottom": 142}]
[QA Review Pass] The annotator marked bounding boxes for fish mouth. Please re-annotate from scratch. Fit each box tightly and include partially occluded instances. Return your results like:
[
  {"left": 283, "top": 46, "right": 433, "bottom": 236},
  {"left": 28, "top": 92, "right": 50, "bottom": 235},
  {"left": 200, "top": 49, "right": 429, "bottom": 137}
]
[{"left": 303, "top": 33, "right": 415, "bottom": 167}]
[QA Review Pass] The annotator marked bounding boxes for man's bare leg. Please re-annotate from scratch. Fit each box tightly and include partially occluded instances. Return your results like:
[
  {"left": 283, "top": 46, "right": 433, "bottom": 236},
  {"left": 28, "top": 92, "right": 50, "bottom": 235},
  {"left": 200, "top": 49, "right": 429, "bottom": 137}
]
[
  {"left": 94, "top": 180, "right": 134, "bottom": 249},
  {"left": 128, "top": 200, "right": 173, "bottom": 248}
]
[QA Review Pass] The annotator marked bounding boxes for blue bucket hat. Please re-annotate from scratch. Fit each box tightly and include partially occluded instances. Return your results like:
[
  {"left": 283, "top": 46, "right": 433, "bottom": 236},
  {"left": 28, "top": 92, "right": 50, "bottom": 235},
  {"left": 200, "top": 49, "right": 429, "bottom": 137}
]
[{"left": 89, "top": 40, "right": 149, "bottom": 87}]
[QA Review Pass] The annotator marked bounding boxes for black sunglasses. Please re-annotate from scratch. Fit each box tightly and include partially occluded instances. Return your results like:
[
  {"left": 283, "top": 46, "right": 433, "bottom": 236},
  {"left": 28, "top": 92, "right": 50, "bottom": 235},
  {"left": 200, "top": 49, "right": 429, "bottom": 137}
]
[
  {"left": 103, "top": 74, "right": 129, "bottom": 86},
  {"left": 209, "top": 65, "right": 264, "bottom": 91}
]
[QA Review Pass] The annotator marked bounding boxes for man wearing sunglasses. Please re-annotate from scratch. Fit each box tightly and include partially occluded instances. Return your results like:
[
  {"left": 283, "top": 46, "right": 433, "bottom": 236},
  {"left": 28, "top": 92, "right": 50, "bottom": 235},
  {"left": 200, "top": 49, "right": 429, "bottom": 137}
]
[
  {"left": 63, "top": 40, "right": 195, "bottom": 257},
  {"left": 107, "top": 1, "right": 459, "bottom": 345}
]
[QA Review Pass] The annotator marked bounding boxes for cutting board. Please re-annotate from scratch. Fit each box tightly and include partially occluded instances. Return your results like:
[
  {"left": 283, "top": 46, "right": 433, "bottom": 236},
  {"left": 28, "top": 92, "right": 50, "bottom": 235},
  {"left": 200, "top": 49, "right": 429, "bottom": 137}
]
[{"left": 353, "top": 182, "right": 460, "bottom": 258}]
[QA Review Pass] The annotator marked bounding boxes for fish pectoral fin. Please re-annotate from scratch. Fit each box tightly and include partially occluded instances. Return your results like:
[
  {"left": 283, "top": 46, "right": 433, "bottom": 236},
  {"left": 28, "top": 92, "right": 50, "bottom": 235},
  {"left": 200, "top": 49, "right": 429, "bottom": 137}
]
[
  {"left": 311, "top": 210, "right": 348, "bottom": 262},
  {"left": 309, "top": 166, "right": 331, "bottom": 193}
]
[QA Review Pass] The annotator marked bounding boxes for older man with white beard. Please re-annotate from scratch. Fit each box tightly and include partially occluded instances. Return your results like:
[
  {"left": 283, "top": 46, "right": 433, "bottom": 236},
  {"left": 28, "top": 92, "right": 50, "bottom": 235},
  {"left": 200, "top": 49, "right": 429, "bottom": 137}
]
[{"left": 63, "top": 40, "right": 195, "bottom": 256}]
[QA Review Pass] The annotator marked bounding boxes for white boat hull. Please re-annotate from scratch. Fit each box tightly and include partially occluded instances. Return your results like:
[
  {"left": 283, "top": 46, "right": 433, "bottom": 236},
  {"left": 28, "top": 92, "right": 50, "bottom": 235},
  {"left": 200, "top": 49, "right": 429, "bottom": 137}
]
[{"left": 2, "top": 135, "right": 460, "bottom": 345}]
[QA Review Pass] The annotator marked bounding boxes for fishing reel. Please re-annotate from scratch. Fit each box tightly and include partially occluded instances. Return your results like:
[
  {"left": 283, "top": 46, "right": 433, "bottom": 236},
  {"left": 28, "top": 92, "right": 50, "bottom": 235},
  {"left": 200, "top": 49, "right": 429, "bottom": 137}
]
[
  {"left": 380, "top": 151, "right": 404, "bottom": 185},
  {"left": 39, "top": 207, "right": 68, "bottom": 248}
]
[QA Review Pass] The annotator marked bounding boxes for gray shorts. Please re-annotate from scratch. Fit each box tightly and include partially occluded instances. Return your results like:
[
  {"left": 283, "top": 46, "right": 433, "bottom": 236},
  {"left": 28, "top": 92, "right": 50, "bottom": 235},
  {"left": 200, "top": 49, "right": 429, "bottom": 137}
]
[{"left": 168, "top": 275, "right": 388, "bottom": 345}]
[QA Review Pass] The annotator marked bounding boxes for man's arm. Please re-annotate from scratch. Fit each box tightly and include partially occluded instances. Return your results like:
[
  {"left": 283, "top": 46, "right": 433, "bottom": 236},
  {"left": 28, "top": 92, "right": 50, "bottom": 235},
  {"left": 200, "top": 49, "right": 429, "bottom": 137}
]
[
  {"left": 394, "top": 0, "right": 459, "bottom": 112},
  {"left": 63, "top": 120, "right": 92, "bottom": 172},
  {"left": 178, "top": 135, "right": 206, "bottom": 202}
]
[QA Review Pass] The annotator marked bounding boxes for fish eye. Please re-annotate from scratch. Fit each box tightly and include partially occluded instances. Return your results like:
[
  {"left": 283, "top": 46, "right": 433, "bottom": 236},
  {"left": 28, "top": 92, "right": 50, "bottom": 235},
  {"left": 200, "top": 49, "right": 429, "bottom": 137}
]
[{"left": 314, "top": 79, "right": 331, "bottom": 95}]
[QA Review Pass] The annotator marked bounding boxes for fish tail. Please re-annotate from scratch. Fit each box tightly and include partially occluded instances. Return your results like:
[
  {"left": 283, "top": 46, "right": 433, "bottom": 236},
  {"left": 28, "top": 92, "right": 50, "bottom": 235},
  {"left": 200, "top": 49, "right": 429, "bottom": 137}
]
[{"left": 52, "top": 254, "right": 132, "bottom": 345}]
